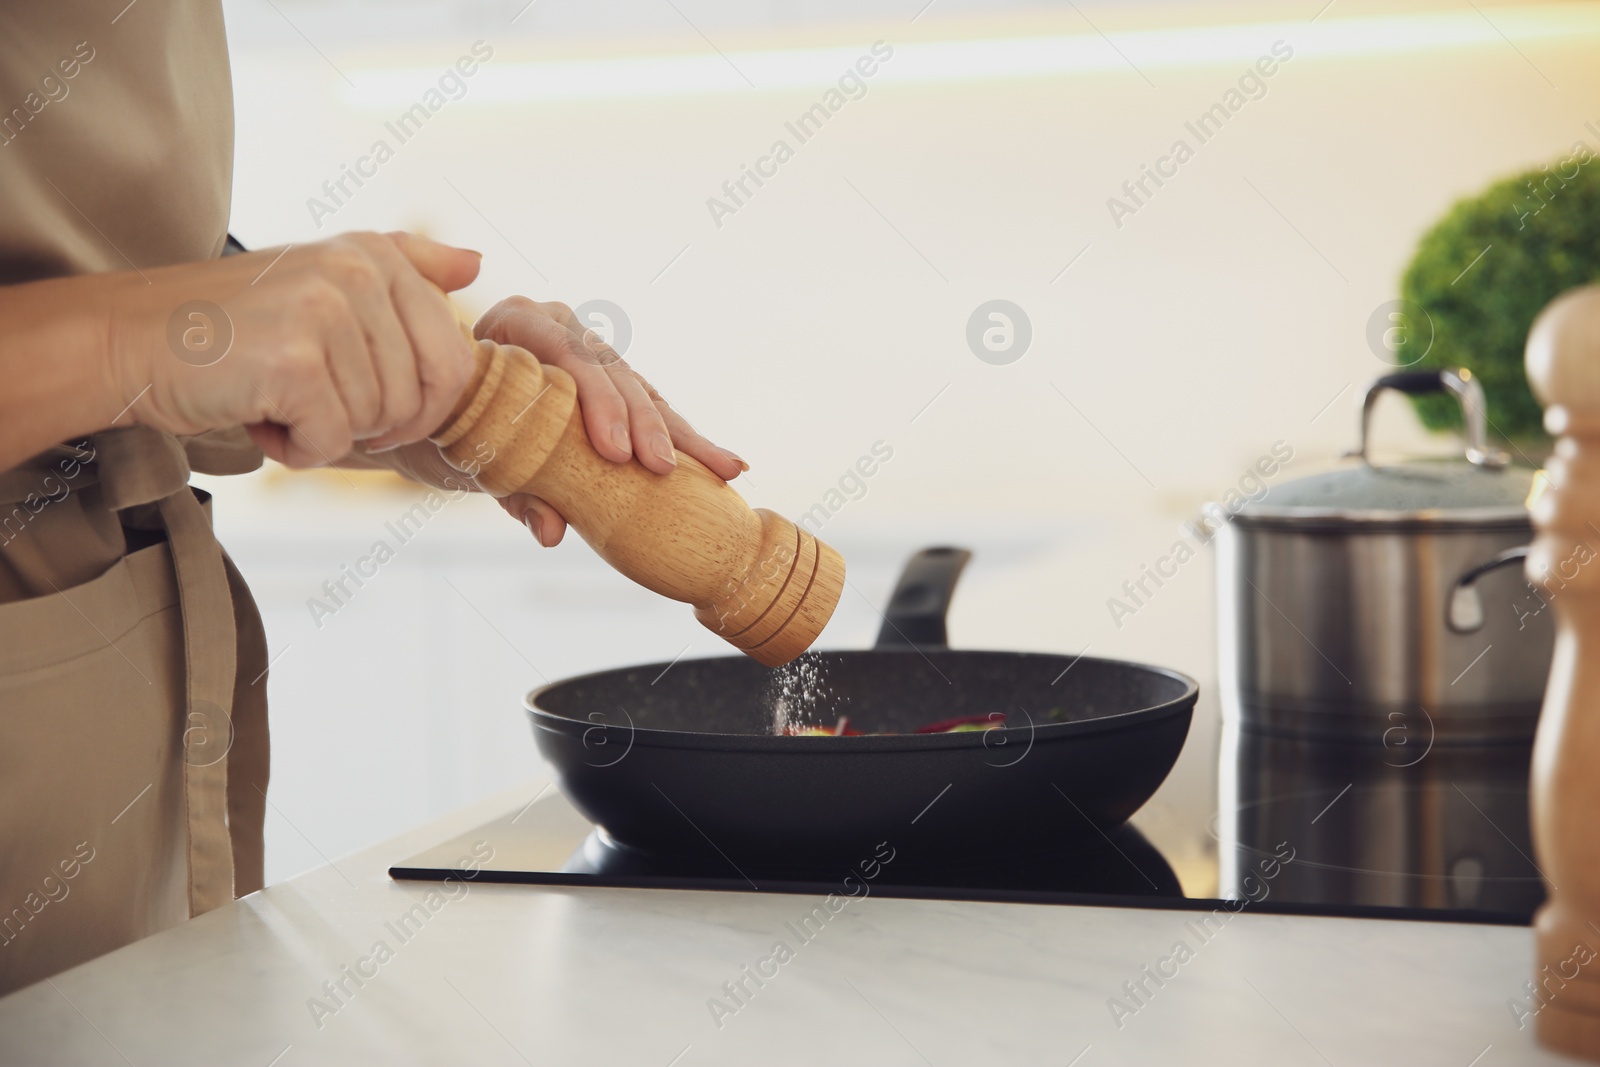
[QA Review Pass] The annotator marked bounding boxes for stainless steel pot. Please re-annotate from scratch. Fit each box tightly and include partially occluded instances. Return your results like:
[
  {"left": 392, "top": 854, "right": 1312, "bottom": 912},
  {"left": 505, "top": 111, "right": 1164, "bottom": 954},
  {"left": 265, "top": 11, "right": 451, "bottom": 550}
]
[{"left": 1212, "top": 368, "right": 1554, "bottom": 742}]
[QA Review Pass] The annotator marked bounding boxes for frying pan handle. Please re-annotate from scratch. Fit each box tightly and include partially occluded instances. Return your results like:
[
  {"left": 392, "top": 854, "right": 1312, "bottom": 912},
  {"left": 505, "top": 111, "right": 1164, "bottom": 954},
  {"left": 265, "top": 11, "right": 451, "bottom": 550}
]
[{"left": 874, "top": 547, "right": 971, "bottom": 650}]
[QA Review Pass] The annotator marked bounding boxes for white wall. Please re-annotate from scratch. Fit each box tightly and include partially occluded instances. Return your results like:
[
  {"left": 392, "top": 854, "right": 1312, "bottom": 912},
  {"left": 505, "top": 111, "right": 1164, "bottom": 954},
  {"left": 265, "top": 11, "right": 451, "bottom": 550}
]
[{"left": 208, "top": 0, "right": 1600, "bottom": 885}]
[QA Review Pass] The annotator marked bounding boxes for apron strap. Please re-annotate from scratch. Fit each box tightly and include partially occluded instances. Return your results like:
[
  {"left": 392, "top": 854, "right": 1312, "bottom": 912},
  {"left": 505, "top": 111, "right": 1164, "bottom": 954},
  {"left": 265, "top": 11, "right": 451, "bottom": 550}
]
[{"left": 94, "top": 426, "right": 238, "bottom": 914}]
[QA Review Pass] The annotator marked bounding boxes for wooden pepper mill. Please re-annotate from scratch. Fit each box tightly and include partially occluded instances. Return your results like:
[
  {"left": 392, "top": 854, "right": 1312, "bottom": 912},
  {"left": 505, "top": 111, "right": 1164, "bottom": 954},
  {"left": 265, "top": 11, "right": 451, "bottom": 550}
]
[
  {"left": 430, "top": 337, "right": 845, "bottom": 668},
  {"left": 1525, "top": 285, "right": 1600, "bottom": 1059}
]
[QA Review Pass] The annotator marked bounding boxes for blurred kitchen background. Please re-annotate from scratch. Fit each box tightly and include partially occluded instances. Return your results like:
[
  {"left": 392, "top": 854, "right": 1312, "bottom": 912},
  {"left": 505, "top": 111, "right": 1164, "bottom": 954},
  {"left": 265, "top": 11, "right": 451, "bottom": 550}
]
[{"left": 205, "top": 0, "right": 1600, "bottom": 886}]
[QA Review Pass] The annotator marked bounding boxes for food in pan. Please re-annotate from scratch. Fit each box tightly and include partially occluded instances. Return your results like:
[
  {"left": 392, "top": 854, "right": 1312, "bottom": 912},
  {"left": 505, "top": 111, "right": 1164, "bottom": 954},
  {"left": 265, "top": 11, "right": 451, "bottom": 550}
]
[
  {"left": 780, "top": 713, "right": 1007, "bottom": 737},
  {"left": 782, "top": 716, "right": 862, "bottom": 737},
  {"left": 914, "top": 714, "right": 1005, "bottom": 734}
]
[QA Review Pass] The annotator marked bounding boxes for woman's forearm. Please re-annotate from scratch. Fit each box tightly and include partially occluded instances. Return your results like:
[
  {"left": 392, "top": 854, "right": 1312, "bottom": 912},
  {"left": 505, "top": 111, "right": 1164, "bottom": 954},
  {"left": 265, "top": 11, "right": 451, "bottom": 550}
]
[
  {"left": 0, "top": 274, "right": 123, "bottom": 471},
  {"left": 1, "top": 233, "right": 484, "bottom": 474}
]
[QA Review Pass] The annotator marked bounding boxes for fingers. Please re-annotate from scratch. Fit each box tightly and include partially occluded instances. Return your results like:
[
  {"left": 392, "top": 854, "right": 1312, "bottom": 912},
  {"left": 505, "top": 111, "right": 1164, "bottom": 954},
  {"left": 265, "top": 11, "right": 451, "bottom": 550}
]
[
  {"left": 312, "top": 247, "right": 394, "bottom": 441},
  {"left": 361, "top": 235, "right": 477, "bottom": 449},
  {"left": 384, "top": 231, "right": 482, "bottom": 293},
  {"left": 499, "top": 492, "right": 567, "bottom": 547},
  {"left": 244, "top": 422, "right": 290, "bottom": 466},
  {"left": 546, "top": 308, "right": 677, "bottom": 473},
  {"left": 567, "top": 353, "right": 634, "bottom": 466},
  {"left": 372, "top": 270, "right": 474, "bottom": 447},
  {"left": 343, "top": 246, "right": 420, "bottom": 443},
  {"left": 634, "top": 371, "right": 745, "bottom": 479},
  {"left": 481, "top": 300, "right": 634, "bottom": 465},
  {"left": 321, "top": 305, "right": 383, "bottom": 440},
  {"left": 604, "top": 357, "right": 676, "bottom": 474},
  {"left": 249, "top": 268, "right": 364, "bottom": 467},
  {"left": 473, "top": 294, "right": 749, "bottom": 481},
  {"left": 267, "top": 350, "right": 354, "bottom": 468},
  {"left": 653, "top": 395, "right": 746, "bottom": 482}
]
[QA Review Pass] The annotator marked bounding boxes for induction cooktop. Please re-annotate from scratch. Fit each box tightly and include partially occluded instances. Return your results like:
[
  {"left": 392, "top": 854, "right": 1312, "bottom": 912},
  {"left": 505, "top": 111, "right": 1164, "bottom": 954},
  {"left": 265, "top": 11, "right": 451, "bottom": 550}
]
[{"left": 391, "top": 726, "right": 1543, "bottom": 927}]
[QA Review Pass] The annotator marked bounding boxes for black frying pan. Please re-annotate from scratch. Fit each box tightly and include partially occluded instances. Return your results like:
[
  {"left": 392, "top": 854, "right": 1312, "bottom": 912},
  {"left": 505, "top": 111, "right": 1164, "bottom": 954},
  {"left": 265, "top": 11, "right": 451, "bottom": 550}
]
[{"left": 525, "top": 547, "right": 1197, "bottom": 868}]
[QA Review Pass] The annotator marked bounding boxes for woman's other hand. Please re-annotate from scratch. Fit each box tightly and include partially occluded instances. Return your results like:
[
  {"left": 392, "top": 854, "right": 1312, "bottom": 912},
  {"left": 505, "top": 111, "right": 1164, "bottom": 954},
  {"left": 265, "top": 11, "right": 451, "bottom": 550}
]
[{"left": 472, "top": 296, "right": 746, "bottom": 547}]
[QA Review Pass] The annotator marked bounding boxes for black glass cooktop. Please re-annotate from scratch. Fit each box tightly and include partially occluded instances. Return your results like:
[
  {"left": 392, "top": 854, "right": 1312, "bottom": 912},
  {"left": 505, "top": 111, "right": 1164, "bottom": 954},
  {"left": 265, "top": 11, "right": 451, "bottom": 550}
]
[{"left": 391, "top": 724, "right": 1543, "bottom": 926}]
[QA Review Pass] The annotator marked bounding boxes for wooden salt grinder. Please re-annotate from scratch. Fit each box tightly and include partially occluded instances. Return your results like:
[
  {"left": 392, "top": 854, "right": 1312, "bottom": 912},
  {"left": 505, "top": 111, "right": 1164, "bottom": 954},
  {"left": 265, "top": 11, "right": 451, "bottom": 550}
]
[
  {"left": 430, "top": 338, "right": 845, "bottom": 668},
  {"left": 1526, "top": 285, "right": 1600, "bottom": 1060}
]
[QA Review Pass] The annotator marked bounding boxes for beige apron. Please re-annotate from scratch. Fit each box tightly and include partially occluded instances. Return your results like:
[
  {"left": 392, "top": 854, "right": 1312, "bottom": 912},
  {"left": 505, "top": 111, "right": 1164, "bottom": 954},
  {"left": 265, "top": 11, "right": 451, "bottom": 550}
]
[
  {"left": 0, "top": 430, "right": 270, "bottom": 993},
  {"left": 0, "top": 3, "right": 269, "bottom": 993}
]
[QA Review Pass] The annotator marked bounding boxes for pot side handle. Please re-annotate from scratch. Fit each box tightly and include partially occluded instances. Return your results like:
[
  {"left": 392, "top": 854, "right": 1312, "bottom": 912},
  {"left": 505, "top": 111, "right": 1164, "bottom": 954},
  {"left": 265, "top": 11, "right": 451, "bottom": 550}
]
[
  {"left": 1447, "top": 544, "right": 1532, "bottom": 633},
  {"left": 874, "top": 547, "right": 971, "bottom": 651}
]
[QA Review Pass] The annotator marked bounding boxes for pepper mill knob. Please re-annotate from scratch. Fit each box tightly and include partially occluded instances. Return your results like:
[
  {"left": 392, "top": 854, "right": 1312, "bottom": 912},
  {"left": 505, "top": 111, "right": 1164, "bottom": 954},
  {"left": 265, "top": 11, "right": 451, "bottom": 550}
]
[
  {"left": 1525, "top": 285, "right": 1600, "bottom": 1060},
  {"left": 430, "top": 338, "right": 845, "bottom": 668}
]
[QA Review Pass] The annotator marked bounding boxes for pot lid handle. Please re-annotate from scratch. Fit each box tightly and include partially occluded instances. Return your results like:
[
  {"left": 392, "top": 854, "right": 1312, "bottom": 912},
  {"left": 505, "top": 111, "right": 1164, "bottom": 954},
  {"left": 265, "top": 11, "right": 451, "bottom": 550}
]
[{"left": 1343, "top": 368, "right": 1510, "bottom": 469}]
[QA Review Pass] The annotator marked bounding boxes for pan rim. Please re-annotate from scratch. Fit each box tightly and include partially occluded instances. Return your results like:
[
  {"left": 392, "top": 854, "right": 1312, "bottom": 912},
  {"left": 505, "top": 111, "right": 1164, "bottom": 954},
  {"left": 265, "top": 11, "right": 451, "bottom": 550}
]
[{"left": 522, "top": 648, "right": 1199, "bottom": 752}]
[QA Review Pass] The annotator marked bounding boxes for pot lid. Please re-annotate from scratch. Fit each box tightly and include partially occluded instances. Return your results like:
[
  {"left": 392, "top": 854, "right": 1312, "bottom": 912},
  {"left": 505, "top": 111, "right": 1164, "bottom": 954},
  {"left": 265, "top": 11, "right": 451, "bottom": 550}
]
[
  {"left": 1237, "top": 458, "right": 1536, "bottom": 526},
  {"left": 1234, "top": 368, "right": 1539, "bottom": 529}
]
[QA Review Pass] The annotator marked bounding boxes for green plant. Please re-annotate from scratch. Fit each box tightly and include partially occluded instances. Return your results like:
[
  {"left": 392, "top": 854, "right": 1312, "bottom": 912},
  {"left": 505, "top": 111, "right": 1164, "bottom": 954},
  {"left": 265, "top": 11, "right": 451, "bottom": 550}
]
[{"left": 1400, "top": 145, "right": 1600, "bottom": 442}]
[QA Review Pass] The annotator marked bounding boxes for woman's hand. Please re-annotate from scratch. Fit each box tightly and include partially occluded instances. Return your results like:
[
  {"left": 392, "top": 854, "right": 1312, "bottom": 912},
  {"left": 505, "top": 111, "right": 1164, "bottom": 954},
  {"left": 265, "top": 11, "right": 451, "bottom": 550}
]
[
  {"left": 472, "top": 297, "right": 746, "bottom": 547},
  {"left": 0, "top": 231, "right": 482, "bottom": 472},
  {"left": 112, "top": 231, "right": 481, "bottom": 467}
]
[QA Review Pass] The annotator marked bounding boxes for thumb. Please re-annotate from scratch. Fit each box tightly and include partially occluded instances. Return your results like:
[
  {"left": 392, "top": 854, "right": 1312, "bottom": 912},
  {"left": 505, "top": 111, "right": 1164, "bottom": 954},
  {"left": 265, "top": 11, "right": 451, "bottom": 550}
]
[
  {"left": 386, "top": 231, "right": 482, "bottom": 292},
  {"left": 499, "top": 493, "right": 567, "bottom": 548}
]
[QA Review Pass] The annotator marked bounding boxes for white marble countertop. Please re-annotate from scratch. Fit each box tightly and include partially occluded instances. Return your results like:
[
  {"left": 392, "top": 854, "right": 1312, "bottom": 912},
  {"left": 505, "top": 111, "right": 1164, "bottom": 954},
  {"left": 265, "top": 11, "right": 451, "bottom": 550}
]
[{"left": 0, "top": 780, "right": 1579, "bottom": 1067}]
